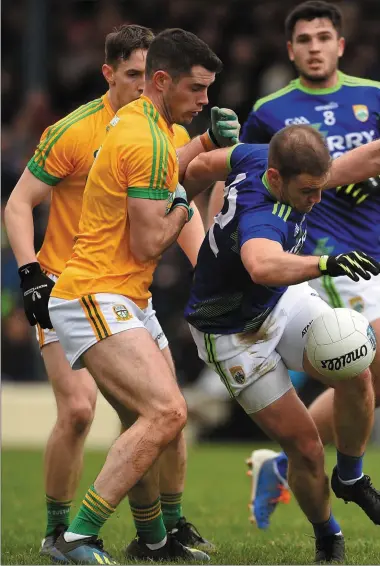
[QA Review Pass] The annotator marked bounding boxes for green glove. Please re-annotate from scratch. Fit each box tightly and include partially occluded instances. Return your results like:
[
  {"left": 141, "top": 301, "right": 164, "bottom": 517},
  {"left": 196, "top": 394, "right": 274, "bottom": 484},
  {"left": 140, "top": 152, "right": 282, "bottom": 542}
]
[
  {"left": 169, "top": 183, "right": 194, "bottom": 222},
  {"left": 319, "top": 251, "right": 380, "bottom": 282},
  {"left": 208, "top": 106, "right": 240, "bottom": 147}
]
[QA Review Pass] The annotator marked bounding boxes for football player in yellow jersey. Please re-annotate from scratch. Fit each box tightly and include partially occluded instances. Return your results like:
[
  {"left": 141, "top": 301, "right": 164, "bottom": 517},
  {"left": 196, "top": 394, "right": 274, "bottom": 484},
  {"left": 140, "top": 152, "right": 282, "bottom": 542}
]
[
  {"left": 45, "top": 28, "right": 237, "bottom": 565},
  {"left": 5, "top": 26, "right": 240, "bottom": 565}
]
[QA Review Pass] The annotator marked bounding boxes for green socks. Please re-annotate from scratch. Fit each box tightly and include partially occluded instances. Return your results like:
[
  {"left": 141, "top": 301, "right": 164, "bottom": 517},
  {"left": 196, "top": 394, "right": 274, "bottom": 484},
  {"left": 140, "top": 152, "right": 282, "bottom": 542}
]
[
  {"left": 160, "top": 492, "right": 183, "bottom": 531},
  {"left": 129, "top": 497, "right": 167, "bottom": 545},
  {"left": 53, "top": 487, "right": 183, "bottom": 543},
  {"left": 67, "top": 484, "right": 115, "bottom": 538},
  {"left": 46, "top": 495, "right": 72, "bottom": 537}
]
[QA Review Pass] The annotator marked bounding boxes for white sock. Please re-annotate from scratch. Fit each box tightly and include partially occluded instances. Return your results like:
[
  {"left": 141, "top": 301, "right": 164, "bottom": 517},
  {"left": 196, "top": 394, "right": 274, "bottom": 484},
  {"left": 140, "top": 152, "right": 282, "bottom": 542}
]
[
  {"left": 339, "top": 473, "right": 364, "bottom": 485},
  {"left": 64, "top": 532, "right": 92, "bottom": 542},
  {"left": 146, "top": 535, "right": 167, "bottom": 550}
]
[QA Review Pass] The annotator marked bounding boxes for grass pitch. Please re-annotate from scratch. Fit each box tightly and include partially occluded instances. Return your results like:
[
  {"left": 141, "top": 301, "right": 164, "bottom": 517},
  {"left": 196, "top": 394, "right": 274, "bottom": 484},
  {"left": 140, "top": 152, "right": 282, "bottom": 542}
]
[{"left": 2, "top": 444, "right": 380, "bottom": 564}]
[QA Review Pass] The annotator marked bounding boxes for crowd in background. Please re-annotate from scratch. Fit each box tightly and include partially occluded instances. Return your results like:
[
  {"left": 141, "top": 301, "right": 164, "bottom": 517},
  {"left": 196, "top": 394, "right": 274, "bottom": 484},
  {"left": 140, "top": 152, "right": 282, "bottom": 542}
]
[{"left": 2, "top": 0, "right": 379, "bottom": 387}]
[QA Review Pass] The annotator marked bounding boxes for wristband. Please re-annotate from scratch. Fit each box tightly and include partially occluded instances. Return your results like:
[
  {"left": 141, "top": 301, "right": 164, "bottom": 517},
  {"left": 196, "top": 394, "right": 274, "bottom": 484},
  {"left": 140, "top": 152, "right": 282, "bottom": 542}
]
[
  {"left": 318, "top": 255, "right": 329, "bottom": 273},
  {"left": 207, "top": 127, "right": 221, "bottom": 148},
  {"left": 200, "top": 131, "right": 216, "bottom": 152}
]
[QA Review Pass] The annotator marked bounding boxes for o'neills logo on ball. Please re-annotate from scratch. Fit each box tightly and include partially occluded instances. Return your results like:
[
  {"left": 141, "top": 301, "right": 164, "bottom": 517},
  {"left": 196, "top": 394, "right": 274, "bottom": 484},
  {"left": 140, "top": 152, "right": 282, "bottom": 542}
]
[{"left": 321, "top": 345, "right": 368, "bottom": 371}]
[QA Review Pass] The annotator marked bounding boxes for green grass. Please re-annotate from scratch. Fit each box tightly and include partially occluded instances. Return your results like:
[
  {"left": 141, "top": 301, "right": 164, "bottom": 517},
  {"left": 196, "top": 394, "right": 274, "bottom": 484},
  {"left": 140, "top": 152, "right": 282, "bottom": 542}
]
[{"left": 2, "top": 444, "right": 380, "bottom": 564}]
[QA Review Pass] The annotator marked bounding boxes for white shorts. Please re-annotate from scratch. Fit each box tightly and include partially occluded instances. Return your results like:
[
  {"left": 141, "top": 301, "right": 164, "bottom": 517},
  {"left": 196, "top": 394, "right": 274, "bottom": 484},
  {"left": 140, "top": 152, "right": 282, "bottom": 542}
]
[
  {"left": 47, "top": 292, "right": 168, "bottom": 368},
  {"left": 189, "top": 283, "right": 332, "bottom": 414},
  {"left": 309, "top": 274, "right": 380, "bottom": 323}
]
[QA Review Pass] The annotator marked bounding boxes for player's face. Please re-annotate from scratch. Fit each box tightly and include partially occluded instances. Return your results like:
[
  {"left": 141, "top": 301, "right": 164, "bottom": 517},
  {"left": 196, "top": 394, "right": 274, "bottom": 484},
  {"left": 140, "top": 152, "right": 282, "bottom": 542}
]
[
  {"left": 285, "top": 173, "right": 326, "bottom": 213},
  {"left": 287, "top": 18, "right": 344, "bottom": 84},
  {"left": 165, "top": 66, "right": 216, "bottom": 125},
  {"left": 103, "top": 49, "right": 147, "bottom": 108}
]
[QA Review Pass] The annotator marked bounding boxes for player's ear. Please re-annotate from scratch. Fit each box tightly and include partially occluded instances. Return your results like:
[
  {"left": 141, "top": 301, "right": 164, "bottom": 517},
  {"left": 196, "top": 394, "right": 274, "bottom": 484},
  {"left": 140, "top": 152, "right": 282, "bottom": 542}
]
[
  {"left": 267, "top": 168, "right": 281, "bottom": 188},
  {"left": 338, "top": 36, "right": 345, "bottom": 58},
  {"left": 287, "top": 41, "right": 295, "bottom": 62},
  {"left": 152, "top": 70, "right": 171, "bottom": 92},
  {"left": 102, "top": 64, "right": 115, "bottom": 86}
]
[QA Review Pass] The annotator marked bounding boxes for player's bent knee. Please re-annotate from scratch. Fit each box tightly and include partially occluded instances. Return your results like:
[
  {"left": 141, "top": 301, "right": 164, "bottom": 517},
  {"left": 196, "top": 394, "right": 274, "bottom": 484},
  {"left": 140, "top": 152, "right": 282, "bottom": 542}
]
[
  {"left": 57, "top": 397, "right": 96, "bottom": 436},
  {"left": 157, "top": 398, "right": 187, "bottom": 444},
  {"left": 288, "top": 435, "right": 325, "bottom": 474},
  {"left": 334, "top": 367, "right": 372, "bottom": 395}
]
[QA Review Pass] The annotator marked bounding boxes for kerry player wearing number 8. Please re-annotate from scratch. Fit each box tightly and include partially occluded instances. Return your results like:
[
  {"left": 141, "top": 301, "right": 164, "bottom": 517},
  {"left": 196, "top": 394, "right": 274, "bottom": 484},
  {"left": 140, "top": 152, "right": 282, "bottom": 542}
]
[
  {"left": 240, "top": 0, "right": 380, "bottom": 350},
  {"left": 183, "top": 124, "right": 380, "bottom": 563}
]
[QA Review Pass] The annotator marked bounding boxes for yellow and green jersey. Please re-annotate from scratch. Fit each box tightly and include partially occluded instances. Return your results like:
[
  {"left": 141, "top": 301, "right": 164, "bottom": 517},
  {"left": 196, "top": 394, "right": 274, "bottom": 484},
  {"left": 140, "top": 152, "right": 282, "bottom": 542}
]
[
  {"left": 28, "top": 93, "right": 189, "bottom": 277},
  {"left": 52, "top": 95, "right": 188, "bottom": 307}
]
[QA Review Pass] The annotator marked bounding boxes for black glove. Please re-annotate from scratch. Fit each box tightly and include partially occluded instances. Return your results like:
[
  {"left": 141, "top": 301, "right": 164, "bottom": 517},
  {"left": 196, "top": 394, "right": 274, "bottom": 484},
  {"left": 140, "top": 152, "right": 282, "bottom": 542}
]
[
  {"left": 18, "top": 262, "right": 55, "bottom": 328},
  {"left": 319, "top": 251, "right": 380, "bottom": 282},
  {"left": 335, "top": 176, "right": 380, "bottom": 207}
]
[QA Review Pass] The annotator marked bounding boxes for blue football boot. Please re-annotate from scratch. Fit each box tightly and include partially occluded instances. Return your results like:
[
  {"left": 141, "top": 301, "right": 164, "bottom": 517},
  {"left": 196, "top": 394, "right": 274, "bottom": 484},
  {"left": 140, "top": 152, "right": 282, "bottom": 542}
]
[{"left": 246, "top": 449, "right": 290, "bottom": 529}]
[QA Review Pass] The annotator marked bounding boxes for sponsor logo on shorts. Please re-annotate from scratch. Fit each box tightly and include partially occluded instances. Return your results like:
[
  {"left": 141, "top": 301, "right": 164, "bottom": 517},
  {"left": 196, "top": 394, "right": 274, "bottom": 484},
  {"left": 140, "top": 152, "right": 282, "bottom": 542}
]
[
  {"left": 112, "top": 304, "right": 133, "bottom": 321},
  {"left": 302, "top": 320, "right": 314, "bottom": 337},
  {"left": 229, "top": 365, "right": 246, "bottom": 384},
  {"left": 156, "top": 332, "right": 164, "bottom": 341},
  {"left": 349, "top": 295, "right": 365, "bottom": 313},
  {"left": 320, "top": 345, "right": 368, "bottom": 371},
  {"left": 367, "top": 325, "right": 377, "bottom": 351}
]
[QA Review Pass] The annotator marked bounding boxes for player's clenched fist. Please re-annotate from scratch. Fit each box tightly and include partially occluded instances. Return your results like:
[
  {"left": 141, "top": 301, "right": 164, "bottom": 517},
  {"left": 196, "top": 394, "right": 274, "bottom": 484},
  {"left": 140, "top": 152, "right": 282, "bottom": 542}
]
[{"left": 18, "top": 262, "right": 55, "bottom": 328}]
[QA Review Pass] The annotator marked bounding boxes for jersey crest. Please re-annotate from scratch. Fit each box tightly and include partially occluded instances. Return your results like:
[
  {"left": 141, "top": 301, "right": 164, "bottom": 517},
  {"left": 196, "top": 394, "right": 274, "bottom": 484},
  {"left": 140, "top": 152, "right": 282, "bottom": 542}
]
[{"left": 352, "top": 104, "right": 369, "bottom": 122}]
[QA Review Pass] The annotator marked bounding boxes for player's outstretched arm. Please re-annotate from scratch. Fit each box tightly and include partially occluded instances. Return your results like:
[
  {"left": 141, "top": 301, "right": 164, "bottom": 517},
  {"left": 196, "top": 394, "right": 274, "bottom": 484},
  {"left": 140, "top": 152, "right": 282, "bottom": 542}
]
[
  {"left": 183, "top": 147, "right": 232, "bottom": 201},
  {"left": 4, "top": 168, "right": 55, "bottom": 328},
  {"left": 241, "top": 238, "right": 320, "bottom": 286},
  {"left": 325, "top": 139, "right": 380, "bottom": 189},
  {"left": 129, "top": 191, "right": 190, "bottom": 263},
  {"left": 241, "top": 239, "right": 380, "bottom": 287},
  {"left": 176, "top": 201, "right": 205, "bottom": 267}
]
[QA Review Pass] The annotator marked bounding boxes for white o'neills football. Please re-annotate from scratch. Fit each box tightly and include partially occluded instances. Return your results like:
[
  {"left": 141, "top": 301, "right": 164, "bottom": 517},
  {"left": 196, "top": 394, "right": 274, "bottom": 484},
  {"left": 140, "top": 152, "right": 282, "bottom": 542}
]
[{"left": 306, "top": 308, "right": 376, "bottom": 380}]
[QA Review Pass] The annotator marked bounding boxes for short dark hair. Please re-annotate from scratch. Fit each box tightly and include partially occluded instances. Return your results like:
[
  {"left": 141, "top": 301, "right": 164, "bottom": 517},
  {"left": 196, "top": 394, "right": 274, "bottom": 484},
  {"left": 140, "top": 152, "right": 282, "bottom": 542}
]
[
  {"left": 105, "top": 24, "right": 154, "bottom": 67},
  {"left": 268, "top": 125, "right": 331, "bottom": 181},
  {"left": 285, "top": 1, "right": 342, "bottom": 41},
  {"left": 145, "top": 28, "right": 223, "bottom": 80}
]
